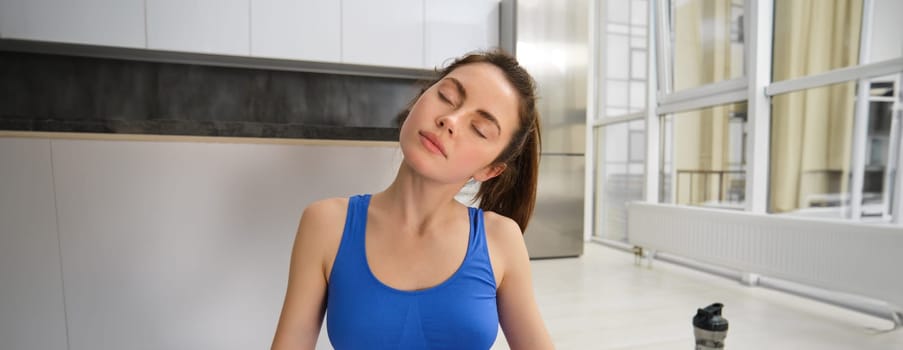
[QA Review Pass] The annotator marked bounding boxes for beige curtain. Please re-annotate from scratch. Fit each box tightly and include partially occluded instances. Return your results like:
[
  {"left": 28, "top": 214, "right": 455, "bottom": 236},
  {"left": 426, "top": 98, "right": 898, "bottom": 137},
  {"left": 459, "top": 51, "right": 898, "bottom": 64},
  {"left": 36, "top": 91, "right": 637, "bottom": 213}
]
[
  {"left": 673, "top": 0, "right": 738, "bottom": 205},
  {"left": 770, "top": 0, "right": 862, "bottom": 212}
]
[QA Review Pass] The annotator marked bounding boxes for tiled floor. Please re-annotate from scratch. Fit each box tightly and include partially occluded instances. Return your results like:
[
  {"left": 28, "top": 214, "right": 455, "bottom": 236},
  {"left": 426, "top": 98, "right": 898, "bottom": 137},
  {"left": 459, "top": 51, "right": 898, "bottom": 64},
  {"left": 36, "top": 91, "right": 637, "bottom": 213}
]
[{"left": 493, "top": 243, "right": 903, "bottom": 349}]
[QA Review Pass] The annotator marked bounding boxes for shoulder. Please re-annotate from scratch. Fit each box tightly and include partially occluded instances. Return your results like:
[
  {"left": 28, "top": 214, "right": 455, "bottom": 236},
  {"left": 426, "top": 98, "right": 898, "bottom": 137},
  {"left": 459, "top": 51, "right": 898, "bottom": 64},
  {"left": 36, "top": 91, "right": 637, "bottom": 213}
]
[
  {"left": 294, "top": 197, "right": 350, "bottom": 273},
  {"left": 481, "top": 210, "right": 530, "bottom": 284},
  {"left": 300, "top": 197, "right": 349, "bottom": 225},
  {"left": 296, "top": 197, "right": 349, "bottom": 242},
  {"left": 482, "top": 210, "right": 525, "bottom": 247}
]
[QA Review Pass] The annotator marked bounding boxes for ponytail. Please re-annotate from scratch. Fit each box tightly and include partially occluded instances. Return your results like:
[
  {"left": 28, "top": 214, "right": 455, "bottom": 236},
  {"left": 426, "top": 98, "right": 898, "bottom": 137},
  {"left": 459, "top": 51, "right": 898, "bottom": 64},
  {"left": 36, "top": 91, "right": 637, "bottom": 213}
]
[{"left": 475, "top": 115, "right": 541, "bottom": 233}]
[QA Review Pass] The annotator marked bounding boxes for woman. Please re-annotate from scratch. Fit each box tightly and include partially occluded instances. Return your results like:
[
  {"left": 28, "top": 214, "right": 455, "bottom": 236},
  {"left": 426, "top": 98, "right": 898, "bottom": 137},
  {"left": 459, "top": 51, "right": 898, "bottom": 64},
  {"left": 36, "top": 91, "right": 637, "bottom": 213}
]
[{"left": 271, "top": 50, "right": 554, "bottom": 350}]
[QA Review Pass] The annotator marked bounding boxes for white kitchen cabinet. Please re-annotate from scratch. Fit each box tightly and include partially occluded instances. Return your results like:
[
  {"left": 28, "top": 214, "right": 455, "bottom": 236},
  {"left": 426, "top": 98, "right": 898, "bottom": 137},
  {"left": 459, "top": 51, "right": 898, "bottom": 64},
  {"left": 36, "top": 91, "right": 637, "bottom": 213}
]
[
  {"left": 342, "top": 0, "right": 424, "bottom": 68},
  {"left": 251, "top": 0, "right": 342, "bottom": 62},
  {"left": 147, "top": 0, "right": 250, "bottom": 56},
  {"left": 425, "top": 0, "right": 500, "bottom": 69},
  {"left": 251, "top": 0, "right": 340, "bottom": 62},
  {"left": 0, "top": 0, "right": 145, "bottom": 48},
  {"left": 1, "top": 0, "right": 503, "bottom": 72},
  {"left": 0, "top": 0, "right": 26, "bottom": 39}
]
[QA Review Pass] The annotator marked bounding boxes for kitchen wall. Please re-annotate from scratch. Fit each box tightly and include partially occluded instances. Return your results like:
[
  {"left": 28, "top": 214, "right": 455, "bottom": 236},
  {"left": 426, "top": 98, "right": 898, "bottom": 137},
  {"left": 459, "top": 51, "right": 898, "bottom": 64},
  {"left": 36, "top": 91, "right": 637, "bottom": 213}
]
[{"left": 0, "top": 135, "right": 402, "bottom": 350}]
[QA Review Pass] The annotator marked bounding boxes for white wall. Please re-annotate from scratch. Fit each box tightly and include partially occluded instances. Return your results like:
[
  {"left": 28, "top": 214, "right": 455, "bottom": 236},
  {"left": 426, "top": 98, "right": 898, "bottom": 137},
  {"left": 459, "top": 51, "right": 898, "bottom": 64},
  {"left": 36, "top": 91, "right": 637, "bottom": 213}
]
[
  {"left": 0, "top": 136, "right": 401, "bottom": 350},
  {"left": 0, "top": 138, "right": 68, "bottom": 350}
]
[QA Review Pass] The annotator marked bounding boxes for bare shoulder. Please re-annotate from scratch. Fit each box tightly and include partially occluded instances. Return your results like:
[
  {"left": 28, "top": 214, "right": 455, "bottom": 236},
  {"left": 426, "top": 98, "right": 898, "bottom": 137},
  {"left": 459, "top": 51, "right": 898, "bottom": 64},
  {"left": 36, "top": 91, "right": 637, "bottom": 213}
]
[
  {"left": 294, "top": 197, "right": 350, "bottom": 277},
  {"left": 300, "top": 197, "right": 349, "bottom": 226},
  {"left": 482, "top": 210, "right": 530, "bottom": 285},
  {"left": 297, "top": 197, "right": 349, "bottom": 238},
  {"left": 482, "top": 210, "right": 525, "bottom": 246}
]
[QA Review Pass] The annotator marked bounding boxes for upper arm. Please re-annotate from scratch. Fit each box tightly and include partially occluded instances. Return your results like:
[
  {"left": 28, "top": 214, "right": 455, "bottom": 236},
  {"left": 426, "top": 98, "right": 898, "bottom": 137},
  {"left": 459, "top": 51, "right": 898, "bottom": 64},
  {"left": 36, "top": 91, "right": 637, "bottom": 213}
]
[
  {"left": 487, "top": 214, "right": 554, "bottom": 350},
  {"left": 271, "top": 198, "right": 346, "bottom": 350}
]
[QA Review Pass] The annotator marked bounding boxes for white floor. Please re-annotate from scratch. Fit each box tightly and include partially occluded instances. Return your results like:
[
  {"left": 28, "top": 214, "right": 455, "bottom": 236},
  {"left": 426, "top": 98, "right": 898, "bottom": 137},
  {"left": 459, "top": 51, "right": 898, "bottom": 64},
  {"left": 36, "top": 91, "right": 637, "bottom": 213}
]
[{"left": 492, "top": 243, "right": 903, "bottom": 349}]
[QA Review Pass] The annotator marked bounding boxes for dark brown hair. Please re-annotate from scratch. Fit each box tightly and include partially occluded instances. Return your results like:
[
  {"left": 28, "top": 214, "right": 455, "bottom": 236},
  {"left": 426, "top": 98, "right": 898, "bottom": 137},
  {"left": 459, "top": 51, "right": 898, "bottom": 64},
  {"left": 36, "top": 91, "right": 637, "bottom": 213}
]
[{"left": 396, "top": 50, "right": 541, "bottom": 233}]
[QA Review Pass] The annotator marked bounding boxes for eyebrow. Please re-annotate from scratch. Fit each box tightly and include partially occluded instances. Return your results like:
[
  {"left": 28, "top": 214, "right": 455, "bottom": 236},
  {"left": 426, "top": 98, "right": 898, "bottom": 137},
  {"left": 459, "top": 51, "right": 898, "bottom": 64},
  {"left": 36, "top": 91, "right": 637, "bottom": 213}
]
[{"left": 444, "top": 77, "right": 503, "bottom": 135}]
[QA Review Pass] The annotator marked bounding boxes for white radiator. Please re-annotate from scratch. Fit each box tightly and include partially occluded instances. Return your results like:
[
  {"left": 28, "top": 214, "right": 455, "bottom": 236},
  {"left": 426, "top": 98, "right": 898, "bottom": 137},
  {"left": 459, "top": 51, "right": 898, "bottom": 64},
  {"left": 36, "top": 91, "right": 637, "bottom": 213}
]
[{"left": 627, "top": 202, "right": 903, "bottom": 313}]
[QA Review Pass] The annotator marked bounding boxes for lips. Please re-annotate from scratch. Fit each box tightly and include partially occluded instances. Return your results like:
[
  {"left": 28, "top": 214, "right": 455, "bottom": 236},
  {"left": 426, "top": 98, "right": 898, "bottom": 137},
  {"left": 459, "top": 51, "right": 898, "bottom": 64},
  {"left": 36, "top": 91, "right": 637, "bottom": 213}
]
[{"left": 418, "top": 131, "right": 447, "bottom": 157}]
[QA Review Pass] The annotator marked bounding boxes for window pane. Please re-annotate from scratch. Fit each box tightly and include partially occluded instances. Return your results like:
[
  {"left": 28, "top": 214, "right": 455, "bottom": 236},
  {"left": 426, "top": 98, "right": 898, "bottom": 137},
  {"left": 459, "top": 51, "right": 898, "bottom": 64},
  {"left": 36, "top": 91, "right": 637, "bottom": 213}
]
[
  {"left": 594, "top": 121, "right": 646, "bottom": 242},
  {"left": 607, "top": 23, "right": 630, "bottom": 35},
  {"left": 671, "top": 0, "right": 745, "bottom": 90},
  {"left": 606, "top": 34, "right": 630, "bottom": 80},
  {"left": 601, "top": 0, "right": 648, "bottom": 119},
  {"left": 659, "top": 102, "right": 748, "bottom": 208},
  {"left": 608, "top": 0, "right": 630, "bottom": 23},
  {"left": 774, "top": 0, "right": 901, "bottom": 82},
  {"left": 772, "top": 0, "right": 862, "bottom": 81},
  {"left": 606, "top": 80, "right": 628, "bottom": 108},
  {"left": 770, "top": 78, "right": 900, "bottom": 221},
  {"left": 631, "top": 50, "right": 647, "bottom": 79},
  {"left": 629, "top": 81, "right": 646, "bottom": 110},
  {"left": 870, "top": 0, "right": 903, "bottom": 62},
  {"left": 631, "top": 0, "right": 647, "bottom": 26},
  {"left": 631, "top": 36, "right": 646, "bottom": 49},
  {"left": 866, "top": 81, "right": 896, "bottom": 220},
  {"left": 659, "top": 116, "right": 674, "bottom": 203}
]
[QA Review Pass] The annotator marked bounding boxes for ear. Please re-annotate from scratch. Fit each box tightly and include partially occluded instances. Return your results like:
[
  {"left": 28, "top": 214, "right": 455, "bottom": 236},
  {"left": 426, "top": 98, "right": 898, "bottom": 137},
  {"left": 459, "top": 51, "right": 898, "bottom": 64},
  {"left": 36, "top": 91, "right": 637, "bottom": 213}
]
[{"left": 473, "top": 163, "right": 507, "bottom": 182}]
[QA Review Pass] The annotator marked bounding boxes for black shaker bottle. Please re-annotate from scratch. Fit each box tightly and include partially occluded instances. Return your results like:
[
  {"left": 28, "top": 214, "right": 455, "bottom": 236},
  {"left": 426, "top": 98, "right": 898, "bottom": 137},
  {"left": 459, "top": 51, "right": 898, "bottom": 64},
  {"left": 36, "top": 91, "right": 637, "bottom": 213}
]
[{"left": 693, "top": 303, "right": 729, "bottom": 349}]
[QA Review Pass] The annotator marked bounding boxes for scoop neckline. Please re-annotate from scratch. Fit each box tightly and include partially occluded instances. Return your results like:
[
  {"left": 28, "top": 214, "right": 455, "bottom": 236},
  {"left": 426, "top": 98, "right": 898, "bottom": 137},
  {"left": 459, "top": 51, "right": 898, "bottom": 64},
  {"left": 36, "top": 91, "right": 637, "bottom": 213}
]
[{"left": 360, "top": 194, "right": 475, "bottom": 295}]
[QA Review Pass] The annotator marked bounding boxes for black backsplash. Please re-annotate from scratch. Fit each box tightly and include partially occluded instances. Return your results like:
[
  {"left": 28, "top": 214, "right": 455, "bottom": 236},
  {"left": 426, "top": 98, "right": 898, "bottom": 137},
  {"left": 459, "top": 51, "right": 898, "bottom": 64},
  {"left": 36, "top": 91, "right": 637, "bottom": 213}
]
[{"left": 0, "top": 51, "right": 425, "bottom": 141}]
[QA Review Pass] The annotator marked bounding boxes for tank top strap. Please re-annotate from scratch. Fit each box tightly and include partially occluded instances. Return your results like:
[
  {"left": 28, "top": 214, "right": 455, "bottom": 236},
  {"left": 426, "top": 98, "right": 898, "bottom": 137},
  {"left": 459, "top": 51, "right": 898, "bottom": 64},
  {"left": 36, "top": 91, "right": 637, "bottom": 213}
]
[
  {"left": 332, "top": 194, "right": 372, "bottom": 277},
  {"left": 344, "top": 194, "right": 371, "bottom": 240},
  {"left": 466, "top": 206, "right": 497, "bottom": 288}
]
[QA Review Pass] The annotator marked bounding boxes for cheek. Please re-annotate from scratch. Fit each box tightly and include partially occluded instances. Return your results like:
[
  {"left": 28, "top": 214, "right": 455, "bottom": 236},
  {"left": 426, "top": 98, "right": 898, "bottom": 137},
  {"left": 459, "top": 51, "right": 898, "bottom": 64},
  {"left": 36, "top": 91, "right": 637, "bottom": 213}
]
[
  {"left": 398, "top": 104, "right": 426, "bottom": 140},
  {"left": 405, "top": 94, "right": 438, "bottom": 121},
  {"left": 460, "top": 144, "right": 503, "bottom": 168}
]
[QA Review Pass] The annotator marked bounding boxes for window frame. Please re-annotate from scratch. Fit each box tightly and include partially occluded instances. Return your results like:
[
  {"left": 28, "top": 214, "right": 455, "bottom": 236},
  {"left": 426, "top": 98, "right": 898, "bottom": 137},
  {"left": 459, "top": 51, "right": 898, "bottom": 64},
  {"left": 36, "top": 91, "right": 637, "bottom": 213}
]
[{"left": 590, "top": 0, "right": 903, "bottom": 240}]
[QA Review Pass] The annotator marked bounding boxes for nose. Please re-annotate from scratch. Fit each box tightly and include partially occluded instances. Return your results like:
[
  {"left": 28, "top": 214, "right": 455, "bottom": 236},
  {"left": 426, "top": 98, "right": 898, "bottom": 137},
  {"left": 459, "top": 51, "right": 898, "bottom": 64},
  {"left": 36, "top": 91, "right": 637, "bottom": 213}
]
[{"left": 436, "top": 113, "right": 461, "bottom": 136}]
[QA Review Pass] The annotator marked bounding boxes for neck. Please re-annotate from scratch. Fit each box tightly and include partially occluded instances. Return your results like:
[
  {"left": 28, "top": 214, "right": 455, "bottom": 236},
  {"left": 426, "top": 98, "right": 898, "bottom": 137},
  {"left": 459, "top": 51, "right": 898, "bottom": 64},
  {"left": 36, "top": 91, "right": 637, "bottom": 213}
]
[{"left": 371, "top": 162, "right": 468, "bottom": 235}]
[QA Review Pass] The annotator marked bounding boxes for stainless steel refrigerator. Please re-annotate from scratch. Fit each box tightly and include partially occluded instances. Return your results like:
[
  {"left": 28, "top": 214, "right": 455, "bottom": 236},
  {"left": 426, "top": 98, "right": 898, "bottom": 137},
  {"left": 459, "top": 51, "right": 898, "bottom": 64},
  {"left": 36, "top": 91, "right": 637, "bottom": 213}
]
[{"left": 502, "top": 0, "right": 588, "bottom": 258}]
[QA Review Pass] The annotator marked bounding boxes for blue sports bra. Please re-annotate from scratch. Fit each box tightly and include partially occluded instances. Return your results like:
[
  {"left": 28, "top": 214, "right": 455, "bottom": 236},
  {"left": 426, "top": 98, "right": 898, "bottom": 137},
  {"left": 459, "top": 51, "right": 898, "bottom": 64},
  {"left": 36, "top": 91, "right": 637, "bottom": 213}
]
[{"left": 326, "top": 194, "right": 499, "bottom": 349}]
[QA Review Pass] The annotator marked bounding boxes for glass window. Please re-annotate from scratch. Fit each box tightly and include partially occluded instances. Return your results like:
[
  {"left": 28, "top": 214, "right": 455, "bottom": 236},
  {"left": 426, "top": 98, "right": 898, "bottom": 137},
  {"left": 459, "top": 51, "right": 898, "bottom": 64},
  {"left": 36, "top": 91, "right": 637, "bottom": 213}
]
[
  {"left": 600, "top": 0, "right": 648, "bottom": 119},
  {"left": 769, "top": 78, "right": 899, "bottom": 221},
  {"left": 631, "top": 50, "right": 647, "bottom": 80},
  {"left": 772, "top": 0, "right": 862, "bottom": 82},
  {"left": 629, "top": 81, "right": 645, "bottom": 109},
  {"left": 594, "top": 121, "right": 646, "bottom": 242},
  {"left": 660, "top": 102, "right": 748, "bottom": 209},
  {"left": 631, "top": 0, "right": 648, "bottom": 26},
  {"left": 606, "top": 34, "right": 630, "bottom": 80},
  {"left": 774, "top": 0, "right": 902, "bottom": 83},
  {"left": 670, "top": 0, "right": 745, "bottom": 90},
  {"left": 870, "top": 0, "right": 903, "bottom": 62},
  {"left": 866, "top": 78, "right": 898, "bottom": 221},
  {"left": 606, "top": 80, "right": 628, "bottom": 110},
  {"left": 608, "top": 0, "right": 630, "bottom": 23}
]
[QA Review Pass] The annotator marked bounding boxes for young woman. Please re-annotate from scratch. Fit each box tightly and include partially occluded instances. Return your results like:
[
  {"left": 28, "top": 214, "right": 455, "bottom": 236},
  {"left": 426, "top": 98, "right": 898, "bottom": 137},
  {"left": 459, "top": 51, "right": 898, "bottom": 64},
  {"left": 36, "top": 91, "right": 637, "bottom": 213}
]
[{"left": 271, "top": 51, "right": 554, "bottom": 350}]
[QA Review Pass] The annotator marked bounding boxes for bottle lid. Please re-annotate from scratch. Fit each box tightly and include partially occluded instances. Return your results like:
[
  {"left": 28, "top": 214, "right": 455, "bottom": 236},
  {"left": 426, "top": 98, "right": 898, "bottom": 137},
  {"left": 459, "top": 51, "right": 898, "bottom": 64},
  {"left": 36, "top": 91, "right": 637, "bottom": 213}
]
[{"left": 693, "top": 303, "right": 729, "bottom": 331}]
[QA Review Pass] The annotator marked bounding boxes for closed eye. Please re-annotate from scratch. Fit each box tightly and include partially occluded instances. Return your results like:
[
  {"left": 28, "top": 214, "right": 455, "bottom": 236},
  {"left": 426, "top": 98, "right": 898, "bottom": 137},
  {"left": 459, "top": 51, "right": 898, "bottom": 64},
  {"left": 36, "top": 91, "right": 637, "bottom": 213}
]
[
  {"left": 472, "top": 125, "right": 486, "bottom": 138},
  {"left": 438, "top": 92, "right": 454, "bottom": 106}
]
